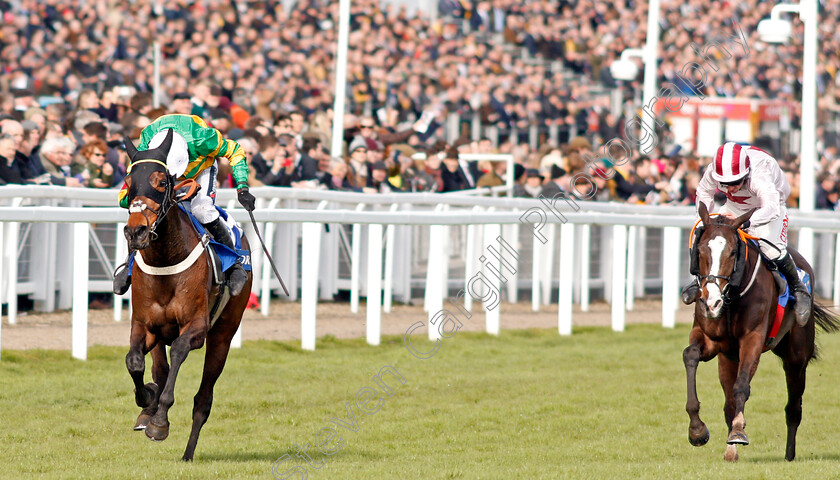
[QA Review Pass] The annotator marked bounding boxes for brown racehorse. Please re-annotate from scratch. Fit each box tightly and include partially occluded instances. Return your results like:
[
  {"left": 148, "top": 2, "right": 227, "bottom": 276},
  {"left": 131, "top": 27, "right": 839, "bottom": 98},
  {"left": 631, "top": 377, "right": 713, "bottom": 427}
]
[
  {"left": 683, "top": 202, "right": 839, "bottom": 462},
  {"left": 121, "top": 129, "right": 252, "bottom": 461}
]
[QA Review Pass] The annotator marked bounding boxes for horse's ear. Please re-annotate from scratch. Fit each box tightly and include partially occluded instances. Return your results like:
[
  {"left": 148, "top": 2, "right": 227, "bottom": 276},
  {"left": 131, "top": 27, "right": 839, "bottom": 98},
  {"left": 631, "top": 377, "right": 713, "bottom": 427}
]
[
  {"left": 157, "top": 128, "right": 174, "bottom": 155},
  {"left": 732, "top": 208, "right": 755, "bottom": 229},
  {"left": 697, "top": 202, "right": 712, "bottom": 226},
  {"left": 124, "top": 136, "right": 138, "bottom": 161}
]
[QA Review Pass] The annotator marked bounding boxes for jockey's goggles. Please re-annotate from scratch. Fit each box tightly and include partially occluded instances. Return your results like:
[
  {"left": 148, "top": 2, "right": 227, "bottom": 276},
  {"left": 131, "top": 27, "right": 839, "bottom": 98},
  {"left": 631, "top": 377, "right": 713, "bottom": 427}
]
[{"left": 718, "top": 176, "right": 746, "bottom": 188}]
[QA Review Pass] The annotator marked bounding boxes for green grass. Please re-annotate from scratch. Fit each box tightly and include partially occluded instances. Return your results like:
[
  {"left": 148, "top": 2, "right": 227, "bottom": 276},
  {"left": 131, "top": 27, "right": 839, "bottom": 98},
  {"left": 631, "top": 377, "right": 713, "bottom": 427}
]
[{"left": 2, "top": 325, "right": 840, "bottom": 479}]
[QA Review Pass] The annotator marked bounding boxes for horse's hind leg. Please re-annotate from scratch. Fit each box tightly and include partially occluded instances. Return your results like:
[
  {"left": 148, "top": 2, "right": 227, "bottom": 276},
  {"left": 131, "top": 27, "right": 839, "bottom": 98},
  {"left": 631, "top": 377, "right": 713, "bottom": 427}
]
[
  {"left": 684, "top": 328, "right": 718, "bottom": 447},
  {"left": 134, "top": 343, "right": 169, "bottom": 430},
  {"left": 781, "top": 356, "right": 806, "bottom": 461},
  {"left": 182, "top": 324, "right": 237, "bottom": 462},
  {"left": 144, "top": 323, "right": 207, "bottom": 442}
]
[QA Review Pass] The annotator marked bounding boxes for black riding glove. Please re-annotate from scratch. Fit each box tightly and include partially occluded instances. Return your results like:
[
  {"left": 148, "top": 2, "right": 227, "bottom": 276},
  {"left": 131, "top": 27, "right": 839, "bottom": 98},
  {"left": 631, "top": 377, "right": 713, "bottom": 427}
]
[{"left": 237, "top": 186, "right": 256, "bottom": 212}]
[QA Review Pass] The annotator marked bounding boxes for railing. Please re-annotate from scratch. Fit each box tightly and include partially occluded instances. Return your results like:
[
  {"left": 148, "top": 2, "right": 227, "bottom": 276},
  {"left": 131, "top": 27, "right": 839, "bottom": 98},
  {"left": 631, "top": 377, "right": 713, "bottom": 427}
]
[{"left": 1, "top": 186, "right": 839, "bottom": 360}]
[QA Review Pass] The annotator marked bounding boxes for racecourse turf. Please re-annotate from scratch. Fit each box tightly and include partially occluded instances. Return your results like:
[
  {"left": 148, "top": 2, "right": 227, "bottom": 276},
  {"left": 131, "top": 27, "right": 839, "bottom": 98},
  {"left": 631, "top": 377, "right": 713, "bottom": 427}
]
[{"left": 2, "top": 324, "right": 840, "bottom": 479}]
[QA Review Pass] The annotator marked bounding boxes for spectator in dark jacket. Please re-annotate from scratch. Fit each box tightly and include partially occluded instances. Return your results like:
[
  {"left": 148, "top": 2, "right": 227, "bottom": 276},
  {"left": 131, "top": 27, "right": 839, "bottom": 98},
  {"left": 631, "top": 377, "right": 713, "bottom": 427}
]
[
  {"left": 441, "top": 147, "right": 473, "bottom": 192},
  {"left": 540, "top": 164, "right": 568, "bottom": 199},
  {"left": 0, "top": 134, "right": 24, "bottom": 185}
]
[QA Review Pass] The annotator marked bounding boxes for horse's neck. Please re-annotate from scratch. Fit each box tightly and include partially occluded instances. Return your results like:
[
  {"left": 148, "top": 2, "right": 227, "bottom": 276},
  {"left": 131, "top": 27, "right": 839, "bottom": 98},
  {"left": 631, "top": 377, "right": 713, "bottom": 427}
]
[{"left": 141, "top": 208, "right": 198, "bottom": 266}]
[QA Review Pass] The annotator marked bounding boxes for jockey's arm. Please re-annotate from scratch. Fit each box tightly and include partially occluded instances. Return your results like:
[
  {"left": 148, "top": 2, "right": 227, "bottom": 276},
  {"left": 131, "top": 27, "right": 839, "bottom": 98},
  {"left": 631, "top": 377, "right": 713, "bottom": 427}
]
[
  {"left": 216, "top": 137, "right": 249, "bottom": 189},
  {"left": 695, "top": 166, "right": 717, "bottom": 213},
  {"left": 750, "top": 177, "right": 782, "bottom": 227}
]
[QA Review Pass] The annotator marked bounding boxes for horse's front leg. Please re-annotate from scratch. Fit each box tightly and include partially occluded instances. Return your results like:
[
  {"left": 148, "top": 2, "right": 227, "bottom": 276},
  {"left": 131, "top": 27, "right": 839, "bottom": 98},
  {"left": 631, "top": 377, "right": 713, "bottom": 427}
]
[
  {"left": 134, "top": 343, "right": 168, "bottom": 430},
  {"left": 727, "top": 332, "right": 764, "bottom": 446},
  {"left": 684, "top": 327, "right": 719, "bottom": 447},
  {"left": 144, "top": 321, "right": 207, "bottom": 442},
  {"left": 126, "top": 323, "right": 155, "bottom": 415}
]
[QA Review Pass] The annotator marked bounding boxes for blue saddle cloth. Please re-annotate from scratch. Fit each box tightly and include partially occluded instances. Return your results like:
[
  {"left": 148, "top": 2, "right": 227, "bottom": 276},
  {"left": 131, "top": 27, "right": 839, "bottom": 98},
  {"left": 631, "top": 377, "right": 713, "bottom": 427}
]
[
  {"left": 127, "top": 205, "right": 251, "bottom": 276},
  {"left": 747, "top": 239, "right": 811, "bottom": 308},
  {"left": 777, "top": 269, "right": 811, "bottom": 309}
]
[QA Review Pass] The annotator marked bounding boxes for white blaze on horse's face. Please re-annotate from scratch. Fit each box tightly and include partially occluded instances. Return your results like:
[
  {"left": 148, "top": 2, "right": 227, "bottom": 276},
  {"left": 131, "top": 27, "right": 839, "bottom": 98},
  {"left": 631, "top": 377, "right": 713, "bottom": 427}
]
[
  {"left": 705, "top": 236, "right": 727, "bottom": 317},
  {"left": 129, "top": 199, "right": 149, "bottom": 214}
]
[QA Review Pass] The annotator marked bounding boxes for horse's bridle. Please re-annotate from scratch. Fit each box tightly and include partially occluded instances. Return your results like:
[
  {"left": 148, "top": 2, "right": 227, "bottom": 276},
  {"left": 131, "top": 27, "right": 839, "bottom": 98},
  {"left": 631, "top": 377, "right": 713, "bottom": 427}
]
[
  {"left": 127, "top": 159, "right": 175, "bottom": 242},
  {"left": 695, "top": 222, "right": 743, "bottom": 303}
]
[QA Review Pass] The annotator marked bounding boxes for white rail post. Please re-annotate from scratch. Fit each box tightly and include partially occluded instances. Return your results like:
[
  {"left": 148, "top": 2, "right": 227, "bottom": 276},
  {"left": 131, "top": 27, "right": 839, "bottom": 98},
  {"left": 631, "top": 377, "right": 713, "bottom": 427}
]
[
  {"left": 558, "top": 222, "right": 575, "bottom": 335},
  {"left": 626, "top": 225, "right": 637, "bottom": 311},
  {"left": 367, "top": 223, "right": 383, "bottom": 346},
  {"left": 833, "top": 233, "right": 840, "bottom": 307},
  {"left": 113, "top": 222, "right": 127, "bottom": 321},
  {"left": 4, "top": 198, "right": 22, "bottom": 324},
  {"left": 350, "top": 203, "right": 366, "bottom": 314},
  {"left": 427, "top": 222, "right": 444, "bottom": 340},
  {"left": 662, "top": 227, "right": 681, "bottom": 328},
  {"left": 505, "top": 213, "right": 520, "bottom": 304},
  {"left": 464, "top": 206, "right": 481, "bottom": 312},
  {"left": 531, "top": 223, "right": 541, "bottom": 311},
  {"left": 259, "top": 198, "right": 281, "bottom": 316},
  {"left": 483, "top": 222, "right": 501, "bottom": 335},
  {"left": 541, "top": 222, "right": 557, "bottom": 305},
  {"left": 611, "top": 225, "right": 627, "bottom": 332},
  {"left": 300, "top": 221, "right": 322, "bottom": 351},
  {"left": 579, "top": 224, "right": 590, "bottom": 313},
  {"left": 383, "top": 205, "right": 398, "bottom": 313},
  {"left": 72, "top": 222, "right": 89, "bottom": 360}
]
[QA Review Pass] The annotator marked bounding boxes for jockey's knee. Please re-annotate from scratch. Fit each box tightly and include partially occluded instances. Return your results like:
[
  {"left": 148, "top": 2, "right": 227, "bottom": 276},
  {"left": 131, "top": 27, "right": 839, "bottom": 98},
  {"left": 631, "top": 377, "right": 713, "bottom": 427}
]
[
  {"left": 191, "top": 197, "right": 219, "bottom": 224},
  {"left": 761, "top": 244, "right": 786, "bottom": 261}
]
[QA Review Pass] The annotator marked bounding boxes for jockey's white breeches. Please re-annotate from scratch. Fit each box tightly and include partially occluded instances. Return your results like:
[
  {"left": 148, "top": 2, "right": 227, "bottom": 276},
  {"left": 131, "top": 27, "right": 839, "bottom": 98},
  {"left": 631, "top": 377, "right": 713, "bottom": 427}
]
[
  {"left": 185, "top": 164, "right": 219, "bottom": 225},
  {"left": 719, "top": 202, "right": 788, "bottom": 260}
]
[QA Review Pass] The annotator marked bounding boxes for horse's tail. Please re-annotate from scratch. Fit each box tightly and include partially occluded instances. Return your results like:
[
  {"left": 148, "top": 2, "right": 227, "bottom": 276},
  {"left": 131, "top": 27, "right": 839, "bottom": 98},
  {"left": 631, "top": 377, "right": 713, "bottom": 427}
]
[{"left": 813, "top": 301, "right": 840, "bottom": 334}]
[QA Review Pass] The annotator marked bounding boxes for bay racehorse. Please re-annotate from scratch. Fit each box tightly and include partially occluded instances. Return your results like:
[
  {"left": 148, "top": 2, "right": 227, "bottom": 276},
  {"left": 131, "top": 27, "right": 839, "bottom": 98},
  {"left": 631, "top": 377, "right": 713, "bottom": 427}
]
[
  {"left": 121, "top": 129, "right": 252, "bottom": 461},
  {"left": 683, "top": 202, "right": 839, "bottom": 462}
]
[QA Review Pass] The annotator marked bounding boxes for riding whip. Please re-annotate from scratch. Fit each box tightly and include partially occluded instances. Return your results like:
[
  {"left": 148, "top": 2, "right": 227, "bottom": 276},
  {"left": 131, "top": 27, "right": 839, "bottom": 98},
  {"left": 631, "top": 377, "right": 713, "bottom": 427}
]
[{"left": 246, "top": 210, "right": 290, "bottom": 297}]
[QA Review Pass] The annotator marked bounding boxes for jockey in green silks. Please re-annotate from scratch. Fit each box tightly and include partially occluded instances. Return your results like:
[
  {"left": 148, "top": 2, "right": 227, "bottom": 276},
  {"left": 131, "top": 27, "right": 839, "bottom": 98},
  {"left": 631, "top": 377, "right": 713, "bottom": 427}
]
[{"left": 114, "top": 114, "right": 256, "bottom": 296}]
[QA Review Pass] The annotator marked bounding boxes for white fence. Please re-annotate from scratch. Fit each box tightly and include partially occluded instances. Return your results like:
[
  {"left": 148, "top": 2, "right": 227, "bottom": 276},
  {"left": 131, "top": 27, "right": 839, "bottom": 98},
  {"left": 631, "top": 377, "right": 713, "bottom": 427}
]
[{"left": 1, "top": 186, "right": 840, "bottom": 360}]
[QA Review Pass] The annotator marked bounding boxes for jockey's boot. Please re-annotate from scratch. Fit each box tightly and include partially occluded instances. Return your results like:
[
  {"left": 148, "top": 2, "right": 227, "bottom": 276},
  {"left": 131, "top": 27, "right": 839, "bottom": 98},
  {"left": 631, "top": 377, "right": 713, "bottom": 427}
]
[
  {"left": 681, "top": 279, "right": 700, "bottom": 305},
  {"left": 774, "top": 253, "right": 811, "bottom": 326},
  {"left": 681, "top": 226, "right": 704, "bottom": 305},
  {"left": 113, "top": 262, "right": 131, "bottom": 295},
  {"left": 203, "top": 218, "right": 248, "bottom": 297}
]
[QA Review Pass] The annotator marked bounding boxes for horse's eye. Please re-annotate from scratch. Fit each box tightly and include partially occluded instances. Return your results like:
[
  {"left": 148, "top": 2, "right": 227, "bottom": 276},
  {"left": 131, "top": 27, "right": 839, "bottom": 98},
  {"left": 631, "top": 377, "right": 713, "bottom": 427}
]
[{"left": 159, "top": 180, "right": 166, "bottom": 188}]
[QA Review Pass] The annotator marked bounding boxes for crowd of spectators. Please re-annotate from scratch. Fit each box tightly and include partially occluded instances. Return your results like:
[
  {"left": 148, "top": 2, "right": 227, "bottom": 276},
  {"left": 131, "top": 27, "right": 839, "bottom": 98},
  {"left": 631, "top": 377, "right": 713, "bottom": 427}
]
[{"left": 1, "top": 0, "right": 840, "bottom": 208}]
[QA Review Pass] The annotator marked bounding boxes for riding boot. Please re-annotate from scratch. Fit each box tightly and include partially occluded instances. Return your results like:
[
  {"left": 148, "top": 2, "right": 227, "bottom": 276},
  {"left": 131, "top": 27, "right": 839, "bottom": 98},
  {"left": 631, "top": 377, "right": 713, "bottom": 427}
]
[
  {"left": 113, "top": 260, "right": 132, "bottom": 295},
  {"left": 774, "top": 253, "right": 811, "bottom": 326},
  {"left": 681, "top": 227, "right": 704, "bottom": 305},
  {"left": 681, "top": 279, "right": 700, "bottom": 305},
  {"left": 203, "top": 218, "right": 248, "bottom": 297}
]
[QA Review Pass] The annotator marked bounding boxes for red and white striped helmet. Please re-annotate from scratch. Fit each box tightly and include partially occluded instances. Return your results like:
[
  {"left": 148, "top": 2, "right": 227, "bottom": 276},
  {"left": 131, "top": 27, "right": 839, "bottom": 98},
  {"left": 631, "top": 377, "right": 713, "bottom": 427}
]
[{"left": 712, "top": 142, "right": 750, "bottom": 183}]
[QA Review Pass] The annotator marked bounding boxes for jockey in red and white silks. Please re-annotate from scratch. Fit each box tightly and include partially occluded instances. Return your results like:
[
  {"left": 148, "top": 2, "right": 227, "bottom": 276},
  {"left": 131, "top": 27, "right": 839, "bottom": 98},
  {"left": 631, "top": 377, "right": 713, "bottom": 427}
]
[
  {"left": 696, "top": 143, "right": 790, "bottom": 260},
  {"left": 683, "top": 142, "right": 811, "bottom": 326}
]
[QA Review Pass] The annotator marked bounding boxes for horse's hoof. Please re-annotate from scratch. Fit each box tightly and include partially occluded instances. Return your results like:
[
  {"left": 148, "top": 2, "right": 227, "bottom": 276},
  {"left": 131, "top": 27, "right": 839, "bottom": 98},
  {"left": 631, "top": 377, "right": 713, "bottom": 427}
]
[
  {"left": 134, "top": 413, "right": 152, "bottom": 431},
  {"left": 688, "top": 424, "right": 710, "bottom": 446},
  {"left": 144, "top": 421, "right": 170, "bottom": 441},
  {"left": 724, "top": 444, "right": 739, "bottom": 462},
  {"left": 727, "top": 431, "right": 749, "bottom": 445}
]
